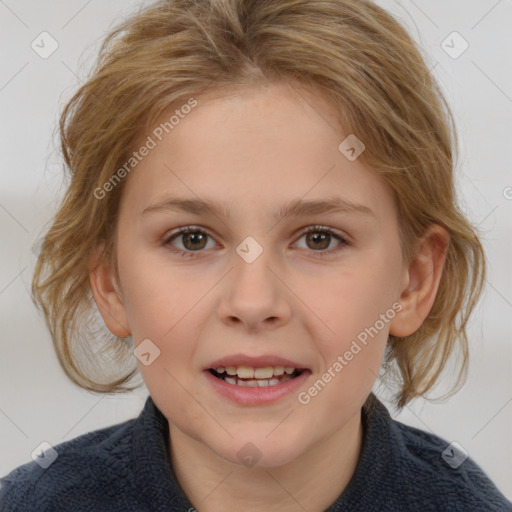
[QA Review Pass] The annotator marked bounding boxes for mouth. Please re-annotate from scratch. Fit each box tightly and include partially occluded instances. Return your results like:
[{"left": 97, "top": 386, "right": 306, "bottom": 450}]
[
  {"left": 208, "top": 366, "right": 305, "bottom": 388},
  {"left": 204, "top": 364, "right": 311, "bottom": 406},
  {"left": 203, "top": 354, "right": 311, "bottom": 404}
]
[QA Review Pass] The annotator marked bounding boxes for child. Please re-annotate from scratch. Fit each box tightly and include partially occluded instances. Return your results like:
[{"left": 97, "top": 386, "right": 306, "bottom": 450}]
[{"left": 1, "top": 0, "right": 510, "bottom": 510}]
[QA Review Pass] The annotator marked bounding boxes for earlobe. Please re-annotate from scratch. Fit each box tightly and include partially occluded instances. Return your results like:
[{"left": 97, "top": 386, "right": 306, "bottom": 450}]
[
  {"left": 389, "top": 225, "right": 449, "bottom": 338},
  {"left": 88, "top": 243, "right": 131, "bottom": 338}
]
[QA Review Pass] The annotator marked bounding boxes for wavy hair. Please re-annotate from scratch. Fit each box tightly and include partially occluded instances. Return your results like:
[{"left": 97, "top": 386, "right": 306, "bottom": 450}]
[{"left": 31, "top": 0, "right": 485, "bottom": 407}]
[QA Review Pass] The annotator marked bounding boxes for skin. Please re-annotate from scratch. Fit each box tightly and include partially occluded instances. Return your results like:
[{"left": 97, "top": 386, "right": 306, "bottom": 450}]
[{"left": 89, "top": 80, "right": 448, "bottom": 511}]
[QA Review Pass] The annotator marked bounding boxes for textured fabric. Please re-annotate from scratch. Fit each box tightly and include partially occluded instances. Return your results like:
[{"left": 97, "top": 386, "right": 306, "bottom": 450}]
[{"left": 1, "top": 393, "right": 510, "bottom": 511}]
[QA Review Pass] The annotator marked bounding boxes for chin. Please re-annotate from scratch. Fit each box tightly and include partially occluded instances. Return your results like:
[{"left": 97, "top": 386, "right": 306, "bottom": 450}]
[{"left": 211, "top": 434, "right": 305, "bottom": 469}]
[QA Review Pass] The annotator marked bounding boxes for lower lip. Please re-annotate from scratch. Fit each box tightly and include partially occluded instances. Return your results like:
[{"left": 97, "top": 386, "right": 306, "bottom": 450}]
[{"left": 203, "top": 369, "right": 311, "bottom": 406}]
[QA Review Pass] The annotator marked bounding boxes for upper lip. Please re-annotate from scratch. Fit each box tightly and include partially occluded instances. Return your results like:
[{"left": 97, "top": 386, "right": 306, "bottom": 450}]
[{"left": 205, "top": 353, "right": 309, "bottom": 370}]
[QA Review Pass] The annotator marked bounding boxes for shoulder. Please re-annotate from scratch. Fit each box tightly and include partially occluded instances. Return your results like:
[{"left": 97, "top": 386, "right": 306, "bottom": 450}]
[
  {"left": 0, "top": 416, "right": 138, "bottom": 512},
  {"left": 338, "top": 394, "right": 512, "bottom": 511},
  {"left": 388, "top": 412, "right": 512, "bottom": 510}
]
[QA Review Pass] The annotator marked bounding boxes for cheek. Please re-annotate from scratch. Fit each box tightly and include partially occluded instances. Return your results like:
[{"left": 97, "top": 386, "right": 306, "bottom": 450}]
[
  {"left": 303, "top": 292, "right": 391, "bottom": 423},
  {"left": 312, "top": 257, "right": 401, "bottom": 342},
  {"left": 306, "top": 247, "right": 401, "bottom": 394},
  {"left": 116, "top": 244, "right": 186, "bottom": 334},
  {"left": 116, "top": 245, "right": 207, "bottom": 371}
]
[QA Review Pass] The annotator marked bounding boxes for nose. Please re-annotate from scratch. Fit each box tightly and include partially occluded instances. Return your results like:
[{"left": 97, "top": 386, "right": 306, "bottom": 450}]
[{"left": 218, "top": 244, "right": 292, "bottom": 333}]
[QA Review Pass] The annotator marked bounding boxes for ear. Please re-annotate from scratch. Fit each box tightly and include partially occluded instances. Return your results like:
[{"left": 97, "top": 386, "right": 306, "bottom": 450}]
[
  {"left": 88, "top": 242, "right": 131, "bottom": 338},
  {"left": 389, "top": 224, "right": 449, "bottom": 337}
]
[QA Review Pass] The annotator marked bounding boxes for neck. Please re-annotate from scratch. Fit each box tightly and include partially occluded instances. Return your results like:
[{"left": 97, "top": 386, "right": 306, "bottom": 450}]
[{"left": 168, "top": 410, "right": 363, "bottom": 512}]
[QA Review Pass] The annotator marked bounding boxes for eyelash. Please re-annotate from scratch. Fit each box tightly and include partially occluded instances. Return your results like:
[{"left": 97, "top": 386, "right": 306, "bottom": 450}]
[{"left": 162, "top": 225, "right": 350, "bottom": 258}]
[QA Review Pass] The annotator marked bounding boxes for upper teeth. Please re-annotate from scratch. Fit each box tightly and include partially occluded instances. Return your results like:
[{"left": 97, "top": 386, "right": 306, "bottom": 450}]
[{"left": 215, "top": 365, "right": 297, "bottom": 379}]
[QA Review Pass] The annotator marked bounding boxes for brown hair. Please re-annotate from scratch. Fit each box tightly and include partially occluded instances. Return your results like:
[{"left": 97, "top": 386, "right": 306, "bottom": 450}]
[{"left": 31, "top": 0, "right": 485, "bottom": 408}]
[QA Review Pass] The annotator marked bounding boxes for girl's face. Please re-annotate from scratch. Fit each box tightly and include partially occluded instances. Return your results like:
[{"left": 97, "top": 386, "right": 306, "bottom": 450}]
[{"left": 101, "top": 81, "right": 410, "bottom": 467}]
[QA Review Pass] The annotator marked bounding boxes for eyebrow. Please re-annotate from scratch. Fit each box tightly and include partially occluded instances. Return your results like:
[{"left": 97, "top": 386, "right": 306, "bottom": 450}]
[{"left": 141, "top": 195, "right": 375, "bottom": 220}]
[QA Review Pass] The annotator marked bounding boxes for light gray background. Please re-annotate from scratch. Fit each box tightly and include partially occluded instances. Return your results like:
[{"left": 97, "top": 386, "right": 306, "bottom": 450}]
[{"left": 1, "top": 0, "right": 511, "bottom": 500}]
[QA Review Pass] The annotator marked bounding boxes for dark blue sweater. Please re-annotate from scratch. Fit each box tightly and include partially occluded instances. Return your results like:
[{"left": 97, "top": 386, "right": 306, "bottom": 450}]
[{"left": 1, "top": 393, "right": 510, "bottom": 511}]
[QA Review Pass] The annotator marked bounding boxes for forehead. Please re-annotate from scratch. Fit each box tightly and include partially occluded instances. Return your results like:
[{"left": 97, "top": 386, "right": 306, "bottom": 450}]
[{"left": 119, "top": 81, "right": 396, "bottom": 224}]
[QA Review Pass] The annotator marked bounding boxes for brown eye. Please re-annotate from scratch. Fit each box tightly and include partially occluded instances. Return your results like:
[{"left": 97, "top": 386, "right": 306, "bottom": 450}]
[
  {"left": 294, "top": 226, "right": 349, "bottom": 255},
  {"left": 305, "top": 231, "right": 331, "bottom": 250},
  {"left": 181, "top": 231, "right": 208, "bottom": 250},
  {"left": 164, "top": 227, "right": 216, "bottom": 255}
]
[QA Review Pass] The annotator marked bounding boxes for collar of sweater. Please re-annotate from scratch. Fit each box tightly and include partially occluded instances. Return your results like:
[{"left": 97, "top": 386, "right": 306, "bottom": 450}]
[{"left": 129, "top": 392, "right": 391, "bottom": 510}]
